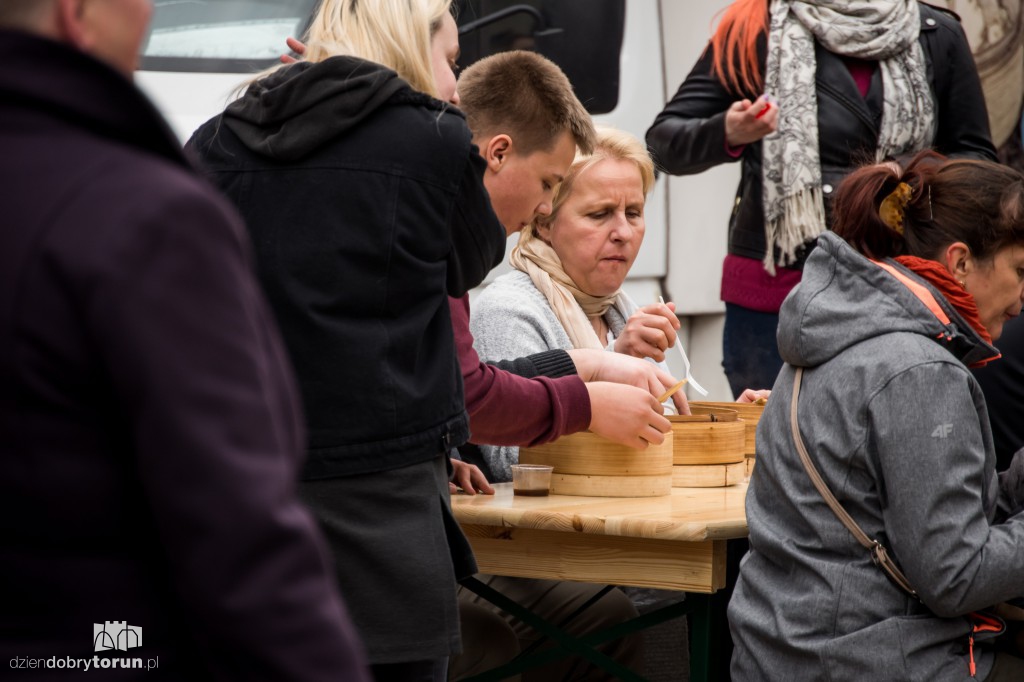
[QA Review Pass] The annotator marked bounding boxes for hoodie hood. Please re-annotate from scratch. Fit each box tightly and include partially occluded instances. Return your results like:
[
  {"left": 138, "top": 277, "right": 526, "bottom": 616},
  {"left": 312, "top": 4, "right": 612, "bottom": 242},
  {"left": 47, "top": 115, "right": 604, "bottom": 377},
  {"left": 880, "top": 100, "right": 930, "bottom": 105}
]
[
  {"left": 778, "top": 232, "right": 999, "bottom": 369},
  {"left": 223, "top": 55, "right": 442, "bottom": 162}
]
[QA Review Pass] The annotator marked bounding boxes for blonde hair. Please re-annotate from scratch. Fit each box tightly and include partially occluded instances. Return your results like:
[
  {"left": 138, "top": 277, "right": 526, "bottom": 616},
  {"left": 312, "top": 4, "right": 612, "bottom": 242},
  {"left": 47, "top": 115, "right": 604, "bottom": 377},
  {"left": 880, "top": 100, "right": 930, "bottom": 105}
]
[
  {"left": 524, "top": 127, "right": 655, "bottom": 241},
  {"left": 249, "top": 0, "right": 452, "bottom": 98}
]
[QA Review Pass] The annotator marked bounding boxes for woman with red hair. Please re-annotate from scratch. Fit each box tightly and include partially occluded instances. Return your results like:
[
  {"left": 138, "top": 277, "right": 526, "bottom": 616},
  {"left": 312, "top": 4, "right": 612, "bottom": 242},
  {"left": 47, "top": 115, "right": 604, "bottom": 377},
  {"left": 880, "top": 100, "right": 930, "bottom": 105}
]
[{"left": 647, "top": 0, "right": 995, "bottom": 398}]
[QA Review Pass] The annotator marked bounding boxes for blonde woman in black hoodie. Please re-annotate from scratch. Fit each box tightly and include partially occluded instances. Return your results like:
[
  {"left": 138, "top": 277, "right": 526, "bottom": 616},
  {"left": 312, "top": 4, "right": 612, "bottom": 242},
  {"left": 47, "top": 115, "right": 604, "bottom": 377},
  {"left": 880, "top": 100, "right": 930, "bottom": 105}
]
[{"left": 187, "top": 2, "right": 505, "bottom": 680}]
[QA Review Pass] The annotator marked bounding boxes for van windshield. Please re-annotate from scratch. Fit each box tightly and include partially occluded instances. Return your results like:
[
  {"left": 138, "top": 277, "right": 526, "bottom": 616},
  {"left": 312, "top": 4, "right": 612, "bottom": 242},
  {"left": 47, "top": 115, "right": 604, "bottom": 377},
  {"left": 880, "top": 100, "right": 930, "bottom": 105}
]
[
  {"left": 141, "top": 0, "right": 317, "bottom": 72},
  {"left": 139, "top": 0, "right": 624, "bottom": 115}
]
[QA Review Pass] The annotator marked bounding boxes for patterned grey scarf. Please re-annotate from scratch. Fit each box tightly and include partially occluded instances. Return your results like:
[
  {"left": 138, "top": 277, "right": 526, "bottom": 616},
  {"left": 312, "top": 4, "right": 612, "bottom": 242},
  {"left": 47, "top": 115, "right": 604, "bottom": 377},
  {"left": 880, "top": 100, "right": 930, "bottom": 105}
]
[{"left": 761, "top": 0, "right": 936, "bottom": 273}]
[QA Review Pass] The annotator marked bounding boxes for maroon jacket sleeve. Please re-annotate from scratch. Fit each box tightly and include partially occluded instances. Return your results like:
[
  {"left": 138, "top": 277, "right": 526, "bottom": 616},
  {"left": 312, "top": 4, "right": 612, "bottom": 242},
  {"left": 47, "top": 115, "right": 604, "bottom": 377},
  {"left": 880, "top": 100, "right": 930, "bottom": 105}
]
[{"left": 450, "top": 295, "right": 590, "bottom": 446}]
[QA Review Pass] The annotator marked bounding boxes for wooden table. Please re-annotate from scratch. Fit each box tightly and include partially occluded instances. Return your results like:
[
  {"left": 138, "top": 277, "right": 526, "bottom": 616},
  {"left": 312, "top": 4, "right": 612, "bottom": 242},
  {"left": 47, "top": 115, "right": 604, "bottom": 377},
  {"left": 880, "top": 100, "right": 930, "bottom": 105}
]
[{"left": 452, "top": 482, "right": 749, "bottom": 681}]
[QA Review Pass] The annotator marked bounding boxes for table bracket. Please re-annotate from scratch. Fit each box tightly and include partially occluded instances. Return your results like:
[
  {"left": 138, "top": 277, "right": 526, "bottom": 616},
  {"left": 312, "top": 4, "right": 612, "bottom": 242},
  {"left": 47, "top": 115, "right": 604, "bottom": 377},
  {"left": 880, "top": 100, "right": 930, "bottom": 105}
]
[{"left": 458, "top": 576, "right": 697, "bottom": 682}]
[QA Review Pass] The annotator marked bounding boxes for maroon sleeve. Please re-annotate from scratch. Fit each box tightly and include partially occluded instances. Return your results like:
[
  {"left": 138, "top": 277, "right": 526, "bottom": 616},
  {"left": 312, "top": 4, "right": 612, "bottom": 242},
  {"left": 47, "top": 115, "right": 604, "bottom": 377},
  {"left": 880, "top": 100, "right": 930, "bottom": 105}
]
[{"left": 450, "top": 295, "right": 590, "bottom": 446}]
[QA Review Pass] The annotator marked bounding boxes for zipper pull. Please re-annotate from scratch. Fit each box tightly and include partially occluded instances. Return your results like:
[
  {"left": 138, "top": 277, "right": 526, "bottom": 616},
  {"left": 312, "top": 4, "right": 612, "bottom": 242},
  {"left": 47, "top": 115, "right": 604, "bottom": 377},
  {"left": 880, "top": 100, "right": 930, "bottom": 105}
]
[{"left": 969, "top": 633, "right": 976, "bottom": 677}]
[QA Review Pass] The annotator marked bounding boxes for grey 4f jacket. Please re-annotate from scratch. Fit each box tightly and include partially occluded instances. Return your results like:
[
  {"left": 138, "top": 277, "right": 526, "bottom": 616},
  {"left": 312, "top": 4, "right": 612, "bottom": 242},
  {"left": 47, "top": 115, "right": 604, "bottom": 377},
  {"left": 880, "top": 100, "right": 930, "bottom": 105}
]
[{"left": 730, "top": 232, "right": 1024, "bottom": 681}]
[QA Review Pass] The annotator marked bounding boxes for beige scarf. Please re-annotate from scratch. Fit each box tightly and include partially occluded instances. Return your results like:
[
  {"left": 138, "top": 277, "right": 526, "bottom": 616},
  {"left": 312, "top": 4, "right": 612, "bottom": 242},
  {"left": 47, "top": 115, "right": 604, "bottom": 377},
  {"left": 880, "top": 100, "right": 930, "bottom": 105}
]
[{"left": 510, "top": 229, "right": 626, "bottom": 350}]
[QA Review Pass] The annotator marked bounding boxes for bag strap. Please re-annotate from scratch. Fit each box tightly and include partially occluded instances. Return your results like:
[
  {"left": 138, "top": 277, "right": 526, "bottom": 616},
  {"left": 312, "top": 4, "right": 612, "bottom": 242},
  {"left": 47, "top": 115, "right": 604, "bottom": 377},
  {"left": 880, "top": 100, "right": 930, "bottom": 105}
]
[{"left": 790, "top": 367, "right": 918, "bottom": 599}]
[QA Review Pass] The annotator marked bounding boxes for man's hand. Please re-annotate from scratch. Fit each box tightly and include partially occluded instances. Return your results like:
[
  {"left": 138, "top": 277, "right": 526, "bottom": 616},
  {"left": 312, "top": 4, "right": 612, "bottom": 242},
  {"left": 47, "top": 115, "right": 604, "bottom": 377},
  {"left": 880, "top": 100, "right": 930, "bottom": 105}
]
[
  {"left": 567, "top": 349, "right": 690, "bottom": 415},
  {"left": 450, "top": 459, "right": 494, "bottom": 496},
  {"left": 724, "top": 94, "right": 778, "bottom": 147},
  {"left": 613, "top": 301, "right": 680, "bottom": 361},
  {"left": 586, "top": 382, "right": 672, "bottom": 449}
]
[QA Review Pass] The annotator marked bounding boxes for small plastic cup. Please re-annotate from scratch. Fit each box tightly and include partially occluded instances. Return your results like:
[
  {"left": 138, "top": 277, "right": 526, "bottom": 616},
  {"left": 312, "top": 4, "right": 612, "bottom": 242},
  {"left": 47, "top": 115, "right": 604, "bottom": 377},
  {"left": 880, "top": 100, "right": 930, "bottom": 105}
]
[{"left": 511, "top": 464, "right": 553, "bottom": 497}]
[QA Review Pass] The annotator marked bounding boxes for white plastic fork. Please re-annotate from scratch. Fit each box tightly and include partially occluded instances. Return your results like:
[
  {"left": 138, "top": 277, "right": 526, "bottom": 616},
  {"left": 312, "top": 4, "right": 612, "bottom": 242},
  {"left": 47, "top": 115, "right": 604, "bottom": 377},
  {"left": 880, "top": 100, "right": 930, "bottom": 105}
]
[{"left": 659, "top": 296, "right": 709, "bottom": 396}]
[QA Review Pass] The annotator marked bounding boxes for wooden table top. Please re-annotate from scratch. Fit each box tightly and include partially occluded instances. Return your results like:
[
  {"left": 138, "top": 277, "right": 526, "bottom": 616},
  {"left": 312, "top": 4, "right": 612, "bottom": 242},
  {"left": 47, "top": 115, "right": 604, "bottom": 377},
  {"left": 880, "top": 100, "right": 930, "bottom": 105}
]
[{"left": 451, "top": 481, "right": 749, "bottom": 544}]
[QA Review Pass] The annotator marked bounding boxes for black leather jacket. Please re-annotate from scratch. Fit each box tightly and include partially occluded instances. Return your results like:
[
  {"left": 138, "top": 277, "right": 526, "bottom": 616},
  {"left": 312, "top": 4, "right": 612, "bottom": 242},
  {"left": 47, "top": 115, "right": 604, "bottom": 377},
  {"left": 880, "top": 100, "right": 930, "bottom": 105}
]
[{"left": 647, "top": 4, "right": 996, "bottom": 267}]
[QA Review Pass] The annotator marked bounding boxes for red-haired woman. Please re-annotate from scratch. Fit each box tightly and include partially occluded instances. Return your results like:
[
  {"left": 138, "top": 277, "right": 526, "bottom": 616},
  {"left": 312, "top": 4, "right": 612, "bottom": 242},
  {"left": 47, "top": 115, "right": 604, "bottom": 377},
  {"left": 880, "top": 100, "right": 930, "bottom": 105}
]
[
  {"left": 646, "top": 0, "right": 995, "bottom": 398},
  {"left": 730, "top": 151, "right": 1024, "bottom": 680}
]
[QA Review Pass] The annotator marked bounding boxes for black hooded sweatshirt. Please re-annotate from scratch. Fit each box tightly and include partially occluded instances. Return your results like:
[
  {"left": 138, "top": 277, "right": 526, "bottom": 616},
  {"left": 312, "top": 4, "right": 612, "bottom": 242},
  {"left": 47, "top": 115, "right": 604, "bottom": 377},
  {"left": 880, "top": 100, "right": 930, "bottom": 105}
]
[{"left": 187, "top": 56, "right": 505, "bottom": 479}]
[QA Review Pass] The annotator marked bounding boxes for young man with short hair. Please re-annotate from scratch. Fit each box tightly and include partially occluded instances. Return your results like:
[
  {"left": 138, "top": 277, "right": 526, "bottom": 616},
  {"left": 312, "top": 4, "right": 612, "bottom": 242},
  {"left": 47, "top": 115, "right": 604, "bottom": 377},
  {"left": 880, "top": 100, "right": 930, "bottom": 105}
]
[
  {"left": 449, "top": 50, "right": 678, "bottom": 681},
  {"left": 451, "top": 50, "right": 683, "bottom": 489}
]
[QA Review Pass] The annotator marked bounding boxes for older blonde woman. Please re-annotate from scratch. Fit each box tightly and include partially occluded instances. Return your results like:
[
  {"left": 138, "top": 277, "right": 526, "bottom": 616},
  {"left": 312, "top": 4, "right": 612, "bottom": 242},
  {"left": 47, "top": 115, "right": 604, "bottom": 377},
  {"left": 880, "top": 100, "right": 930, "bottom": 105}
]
[
  {"left": 186, "top": 1, "right": 504, "bottom": 679},
  {"left": 470, "top": 128, "right": 681, "bottom": 480}
]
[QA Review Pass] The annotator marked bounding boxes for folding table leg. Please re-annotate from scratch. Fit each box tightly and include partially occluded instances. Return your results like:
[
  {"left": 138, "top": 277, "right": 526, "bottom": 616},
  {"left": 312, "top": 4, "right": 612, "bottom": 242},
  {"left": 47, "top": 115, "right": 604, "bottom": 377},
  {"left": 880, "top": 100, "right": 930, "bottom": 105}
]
[{"left": 459, "top": 576, "right": 646, "bottom": 682}]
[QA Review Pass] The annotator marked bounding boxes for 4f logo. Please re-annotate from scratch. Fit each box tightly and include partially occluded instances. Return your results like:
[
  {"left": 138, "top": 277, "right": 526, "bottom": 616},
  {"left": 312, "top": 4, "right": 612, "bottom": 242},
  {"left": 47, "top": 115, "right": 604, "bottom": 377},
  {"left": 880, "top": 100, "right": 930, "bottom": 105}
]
[{"left": 931, "top": 424, "right": 954, "bottom": 439}]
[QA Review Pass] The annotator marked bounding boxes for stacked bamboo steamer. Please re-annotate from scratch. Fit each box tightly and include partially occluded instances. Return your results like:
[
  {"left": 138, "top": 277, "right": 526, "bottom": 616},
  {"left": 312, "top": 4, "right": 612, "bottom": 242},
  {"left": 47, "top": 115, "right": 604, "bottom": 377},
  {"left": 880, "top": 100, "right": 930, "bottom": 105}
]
[
  {"left": 667, "top": 405, "right": 746, "bottom": 487},
  {"left": 690, "top": 401, "right": 766, "bottom": 478},
  {"left": 519, "top": 430, "right": 673, "bottom": 497}
]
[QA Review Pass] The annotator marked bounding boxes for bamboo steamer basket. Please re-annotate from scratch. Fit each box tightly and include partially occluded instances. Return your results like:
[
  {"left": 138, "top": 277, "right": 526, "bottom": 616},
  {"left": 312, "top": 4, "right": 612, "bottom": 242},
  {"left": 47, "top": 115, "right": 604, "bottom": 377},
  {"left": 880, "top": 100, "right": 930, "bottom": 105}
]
[
  {"left": 672, "top": 461, "right": 746, "bottom": 488},
  {"left": 667, "top": 405, "right": 745, "bottom": 466},
  {"left": 520, "top": 431, "right": 672, "bottom": 477},
  {"left": 690, "top": 401, "right": 766, "bottom": 458},
  {"left": 551, "top": 472, "right": 672, "bottom": 497},
  {"left": 520, "top": 430, "right": 672, "bottom": 497}
]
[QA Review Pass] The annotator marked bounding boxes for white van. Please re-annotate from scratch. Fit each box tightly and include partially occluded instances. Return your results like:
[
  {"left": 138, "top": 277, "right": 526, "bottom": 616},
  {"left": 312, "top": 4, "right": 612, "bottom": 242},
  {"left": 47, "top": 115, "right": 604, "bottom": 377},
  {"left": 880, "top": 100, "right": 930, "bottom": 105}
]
[{"left": 136, "top": 0, "right": 741, "bottom": 400}]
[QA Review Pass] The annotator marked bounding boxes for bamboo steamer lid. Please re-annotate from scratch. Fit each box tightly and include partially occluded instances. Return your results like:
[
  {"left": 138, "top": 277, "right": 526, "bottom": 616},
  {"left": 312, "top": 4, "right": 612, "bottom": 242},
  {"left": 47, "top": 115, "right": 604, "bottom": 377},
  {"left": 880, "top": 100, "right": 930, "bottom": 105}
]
[
  {"left": 551, "top": 472, "right": 672, "bottom": 497},
  {"left": 672, "top": 405, "right": 740, "bottom": 421},
  {"left": 690, "top": 401, "right": 766, "bottom": 457},
  {"left": 672, "top": 461, "right": 746, "bottom": 488},
  {"left": 667, "top": 410, "right": 745, "bottom": 466},
  {"left": 690, "top": 401, "right": 764, "bottom": 421},
  {"left": 520, "top": 430, "right": 673, "bottom": 477}
]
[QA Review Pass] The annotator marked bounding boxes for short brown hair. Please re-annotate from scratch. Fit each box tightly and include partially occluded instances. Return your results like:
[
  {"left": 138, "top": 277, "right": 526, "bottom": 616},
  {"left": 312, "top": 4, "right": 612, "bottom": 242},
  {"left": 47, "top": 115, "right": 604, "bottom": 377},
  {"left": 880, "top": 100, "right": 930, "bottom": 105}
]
[
  {"left": 833, "top": 150, "right": 1024, "bottom": 262},
  {"left": 457, "top": 50, "right": 595, "bottom": 155}
]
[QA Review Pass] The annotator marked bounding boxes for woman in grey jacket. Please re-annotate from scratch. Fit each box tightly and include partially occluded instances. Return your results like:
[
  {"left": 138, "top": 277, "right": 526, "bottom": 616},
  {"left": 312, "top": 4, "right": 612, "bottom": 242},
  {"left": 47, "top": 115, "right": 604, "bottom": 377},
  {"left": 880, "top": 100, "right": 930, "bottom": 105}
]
[{"left": 730, "top": 151, "right": 1024, "bottom": 680}]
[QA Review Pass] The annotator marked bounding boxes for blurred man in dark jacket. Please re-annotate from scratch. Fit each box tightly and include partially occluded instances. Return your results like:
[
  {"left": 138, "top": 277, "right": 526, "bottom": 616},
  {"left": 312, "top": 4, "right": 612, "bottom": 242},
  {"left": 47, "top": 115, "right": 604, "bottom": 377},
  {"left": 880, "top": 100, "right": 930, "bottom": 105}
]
[
  {"left": 0, "top": 1, "right": 370, "bottom": 679},
  {"left": 972, "top": 316, "right": 1024, "bottom": 471}
]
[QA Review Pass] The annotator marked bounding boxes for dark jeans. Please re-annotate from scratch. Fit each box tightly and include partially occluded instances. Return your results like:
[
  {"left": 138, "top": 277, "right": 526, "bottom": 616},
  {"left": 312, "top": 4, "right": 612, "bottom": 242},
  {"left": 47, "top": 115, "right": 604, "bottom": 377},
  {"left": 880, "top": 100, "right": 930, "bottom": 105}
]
[
  {"left": 372, "top": 659, "right": 448, "bottom": 682},
  {"left": 722, "top": 303, "right": 785, "bottom": 399}
]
